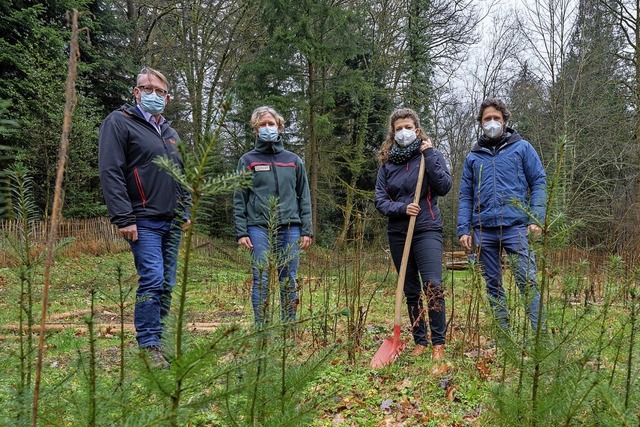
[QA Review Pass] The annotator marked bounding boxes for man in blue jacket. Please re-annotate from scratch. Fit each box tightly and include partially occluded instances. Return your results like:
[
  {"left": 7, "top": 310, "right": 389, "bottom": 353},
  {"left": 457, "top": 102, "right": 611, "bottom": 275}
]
[
  {"left": 457, "top": 98, "right": 546, "bottom": 333},
  {"left": 99, "top": 67, "right": 191, "bottom": 368}
]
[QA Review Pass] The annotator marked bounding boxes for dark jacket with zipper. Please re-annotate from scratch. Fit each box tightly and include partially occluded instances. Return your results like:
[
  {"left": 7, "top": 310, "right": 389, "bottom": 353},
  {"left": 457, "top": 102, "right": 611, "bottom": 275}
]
[
  {"left": 375, "top": 145, "right": 452, "bottom": 234},
  {"left": 456, "top": 128, "right": 546, "bottom": 237},
  {"left": 233, "top": 136, "right": 313, "bottom": 240},
  {"left": 98, "top": 104, "right": 191, "bottom": 228}
]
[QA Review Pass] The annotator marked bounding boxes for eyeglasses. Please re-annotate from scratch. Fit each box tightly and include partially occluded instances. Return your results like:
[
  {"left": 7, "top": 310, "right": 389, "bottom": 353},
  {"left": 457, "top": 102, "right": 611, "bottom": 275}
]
[{"left": 137, "top": 86, "right": 168, "bottom": 97}]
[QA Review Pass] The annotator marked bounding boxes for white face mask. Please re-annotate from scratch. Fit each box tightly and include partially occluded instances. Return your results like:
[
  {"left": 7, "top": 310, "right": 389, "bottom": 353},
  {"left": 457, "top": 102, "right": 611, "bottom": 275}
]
[
  {"left": 394, "top": 129, "right": 417, "bottom": 147},
  {"left": 482, "top": 120, "right": 503, "bottom": 139}
]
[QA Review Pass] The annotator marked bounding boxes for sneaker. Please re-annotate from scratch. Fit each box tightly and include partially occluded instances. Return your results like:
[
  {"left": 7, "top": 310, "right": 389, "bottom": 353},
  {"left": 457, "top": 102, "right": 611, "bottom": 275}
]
[
  {"left": 432, "top": 344, "right": 445, "bottom": 362},
  {"left": 144, "top": 346, "right": 170, "bottom": 370},
  {"left": 411, "top": 344, "right": 428, "bottom": 356}
]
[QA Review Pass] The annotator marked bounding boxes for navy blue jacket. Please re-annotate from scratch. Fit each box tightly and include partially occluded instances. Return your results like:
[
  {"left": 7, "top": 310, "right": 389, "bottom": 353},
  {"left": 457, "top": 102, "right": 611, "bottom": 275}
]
[
  {"left": 375, "top": 147, "right": 452, "bottom": 234},
  {"left": 457, "top": 128, "right": 546, "bottom": 237},
  {"left": 98, "top": 104, "right": 191, "bottom": 228},
  {"left": 233, "top": 136, "right": 313, "bottom": 240}
]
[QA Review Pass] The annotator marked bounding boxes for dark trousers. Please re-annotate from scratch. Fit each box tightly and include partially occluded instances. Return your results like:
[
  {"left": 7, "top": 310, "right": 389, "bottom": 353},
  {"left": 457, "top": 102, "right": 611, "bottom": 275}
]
[{"left": 388, "top": 230, "right": 446, "bottom": 346}]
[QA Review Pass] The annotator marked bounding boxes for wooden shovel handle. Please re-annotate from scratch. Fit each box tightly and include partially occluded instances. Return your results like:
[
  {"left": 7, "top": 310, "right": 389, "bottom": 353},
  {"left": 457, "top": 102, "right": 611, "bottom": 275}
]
[{"left": 394, "top": 154, "right": 425, "bottom": 327}]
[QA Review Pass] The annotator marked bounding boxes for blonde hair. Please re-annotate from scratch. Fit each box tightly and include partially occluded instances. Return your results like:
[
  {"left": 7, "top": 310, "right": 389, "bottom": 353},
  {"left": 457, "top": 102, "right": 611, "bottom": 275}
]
[
  {"left": 137, "top": 66, "right": 169, "bottom": 91},
  {"left": 250, "top": 106, "right": 285, "bottom": 131},
  {"left": 377, "top": 108, "right": 422, "bottom": 164}
]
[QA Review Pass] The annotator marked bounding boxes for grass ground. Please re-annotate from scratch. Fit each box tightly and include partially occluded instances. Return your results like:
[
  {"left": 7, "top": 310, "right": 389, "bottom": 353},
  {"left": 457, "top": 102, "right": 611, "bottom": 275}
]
[{"left": 0, "top": 241, "right": 636, "bottom": 426}]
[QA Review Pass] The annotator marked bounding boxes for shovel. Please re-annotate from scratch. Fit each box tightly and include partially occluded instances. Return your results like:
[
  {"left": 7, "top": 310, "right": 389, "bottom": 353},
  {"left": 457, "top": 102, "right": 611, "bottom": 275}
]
[{"left": 371, "top": 154, "right": 426, "bottom": 368}]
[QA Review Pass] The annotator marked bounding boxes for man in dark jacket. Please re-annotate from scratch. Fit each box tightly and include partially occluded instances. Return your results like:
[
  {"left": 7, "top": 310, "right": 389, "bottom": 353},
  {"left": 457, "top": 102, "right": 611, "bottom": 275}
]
[
  {"left": 457, "top": 98, "right": 546, "bottom": 333},
  {"left": 99, "top": 67, "right": 190, "bottom": 368}
]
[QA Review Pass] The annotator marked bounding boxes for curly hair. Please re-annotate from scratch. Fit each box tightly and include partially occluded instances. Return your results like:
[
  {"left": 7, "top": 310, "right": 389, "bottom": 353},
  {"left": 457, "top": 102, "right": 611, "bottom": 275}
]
[
  {"left": 377, "top": 108, "right": 422, "bottom": 164},
  {"left": 476, "top": 98, "right": 511, "bottom": 123}
]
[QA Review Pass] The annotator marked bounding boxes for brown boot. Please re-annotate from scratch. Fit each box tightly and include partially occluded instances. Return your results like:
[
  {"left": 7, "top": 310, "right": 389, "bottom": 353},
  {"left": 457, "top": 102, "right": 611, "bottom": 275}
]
[
  {"left": 411, "top": 344, "right": 428, "bottom": 356},
  {"left": 432, "top": 344, "right": 445, "bottom": 362}
]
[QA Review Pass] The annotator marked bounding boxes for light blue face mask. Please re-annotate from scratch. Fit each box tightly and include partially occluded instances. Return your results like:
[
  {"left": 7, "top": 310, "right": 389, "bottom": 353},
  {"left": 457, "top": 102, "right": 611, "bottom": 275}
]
[
  {"left": 258, "top": 126, "right": 279, "bottom": 142},
  {"left": 140, "top": 92, "right": 166, "bottom": 115}
]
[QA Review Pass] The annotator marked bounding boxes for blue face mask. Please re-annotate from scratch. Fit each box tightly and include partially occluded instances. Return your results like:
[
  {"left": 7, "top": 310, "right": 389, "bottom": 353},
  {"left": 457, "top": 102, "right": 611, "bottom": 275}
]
[
  {"left": 140, "top": 92, "right": 166, "bottom": 115},
  {"left": 258, "top": 126, "right": 279, "bottom": 142}
]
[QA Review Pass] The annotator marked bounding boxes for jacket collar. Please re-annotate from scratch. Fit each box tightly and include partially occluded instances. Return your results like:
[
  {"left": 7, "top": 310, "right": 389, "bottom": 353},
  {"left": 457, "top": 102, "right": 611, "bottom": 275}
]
[
  {"left": 120, "top": 104, "right": 171, "bottom": 128},
  {"left": 254, "top": 135, "right": 284, "bottom": 154},
  {"left": 472, "top": 127, "right": 521, "bottom": 153}
]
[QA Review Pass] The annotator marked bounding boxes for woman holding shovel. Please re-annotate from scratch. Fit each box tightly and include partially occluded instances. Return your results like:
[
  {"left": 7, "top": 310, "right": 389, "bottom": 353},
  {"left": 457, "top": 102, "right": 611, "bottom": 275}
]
[{"left": 374, "top": 108, "right": 451, "bottom": 361}]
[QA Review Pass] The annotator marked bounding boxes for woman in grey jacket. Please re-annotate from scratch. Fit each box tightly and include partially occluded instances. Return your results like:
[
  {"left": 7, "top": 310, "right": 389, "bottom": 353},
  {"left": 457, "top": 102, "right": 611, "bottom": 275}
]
[
  {"left": 233, "top": 106, "right": 313, "bottom": 327},
  {"left": 374, "top": 108, "right": 452, "bottom": 360}
]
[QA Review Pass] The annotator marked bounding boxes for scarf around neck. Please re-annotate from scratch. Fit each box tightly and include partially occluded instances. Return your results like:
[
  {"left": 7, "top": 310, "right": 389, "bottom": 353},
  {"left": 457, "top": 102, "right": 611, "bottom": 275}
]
[{"left": 388, "top": 139, "right": 421, "bottom": 164}]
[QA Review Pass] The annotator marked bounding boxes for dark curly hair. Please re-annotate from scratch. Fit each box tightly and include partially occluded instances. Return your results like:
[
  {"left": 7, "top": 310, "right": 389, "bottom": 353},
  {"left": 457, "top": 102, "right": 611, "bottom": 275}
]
[{"left": 476, "top": 98, "right": 511, "bottom": 123}]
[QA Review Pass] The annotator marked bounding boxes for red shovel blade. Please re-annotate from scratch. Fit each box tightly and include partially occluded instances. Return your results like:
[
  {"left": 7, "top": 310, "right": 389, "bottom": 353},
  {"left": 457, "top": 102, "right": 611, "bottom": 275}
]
[{"left": 370, "top": 325, "right": 406, "bottom": 368}]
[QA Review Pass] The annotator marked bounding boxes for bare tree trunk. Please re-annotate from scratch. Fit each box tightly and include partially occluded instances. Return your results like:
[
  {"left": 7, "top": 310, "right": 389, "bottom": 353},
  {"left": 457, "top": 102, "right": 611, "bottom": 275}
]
[
  {"left": 126, "top": 0, "right": 135, "bottom": 20},
  {"left": 32, "top": 9, "right": 81, "bottom": 426},
  {"left": 308, "top": 60, "right": 318, "bottom": 238},
  {"left": 634, "top": 4, "right": 640, "bottom": 248}
]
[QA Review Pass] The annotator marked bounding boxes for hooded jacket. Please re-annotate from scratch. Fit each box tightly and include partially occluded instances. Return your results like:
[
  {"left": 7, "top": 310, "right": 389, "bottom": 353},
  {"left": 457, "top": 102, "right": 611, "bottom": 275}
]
[
  {"left": 233, "top": 136, "right": 313, "bottom": 240},
  {"left": 457, "top": 128, "right": 546, "bottom": 237},
  {"left": 375, "top": 146, "right": 452, "bottom": 234},
  {"left": 98, "top": 104, "right": 191, "bottom": 228}
]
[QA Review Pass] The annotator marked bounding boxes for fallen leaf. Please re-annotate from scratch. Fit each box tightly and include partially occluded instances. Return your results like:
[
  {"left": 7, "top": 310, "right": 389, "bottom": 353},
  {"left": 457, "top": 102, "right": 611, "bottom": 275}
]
[
  {"left": 395, "top": 379, "right": 413, "bottom": 391},
  {"left": 462, "top": 407, "right": 482, "bottom": 423},
  {"left": 377, "top": 417, "right": 401, "bottom": 427},
  {"left": 431, "top": 361, "right": 451, "bottom": 376},
  {"left": 445, "top": 385, "right": 457, "bottom": 402},
  {"left": 380, "top": 398, "right": 393, "bottom": 412},
  {"left": 439, "top": 376, "right": 453, "bottom": 390},
  {"left": 332, "top": 413, "right": 345, "bottom": 425},
  {"left": 398, "top": 396, "right": 414, "bottom": 410},
  {"left": 475, "top": 357, "right": 491, "bottom": 380}
]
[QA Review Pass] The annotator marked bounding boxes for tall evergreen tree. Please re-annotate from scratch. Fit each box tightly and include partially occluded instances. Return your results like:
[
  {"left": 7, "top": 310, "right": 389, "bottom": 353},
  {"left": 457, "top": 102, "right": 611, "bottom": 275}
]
[
  {"left": 0, "top": 1, "right": 109, "bottom": 218},
  {"left": 231, "top": 0, "right": 363, "bottom": 242},
  {"left": 406, "top": 0, "right": 434, "bottom": 121}
]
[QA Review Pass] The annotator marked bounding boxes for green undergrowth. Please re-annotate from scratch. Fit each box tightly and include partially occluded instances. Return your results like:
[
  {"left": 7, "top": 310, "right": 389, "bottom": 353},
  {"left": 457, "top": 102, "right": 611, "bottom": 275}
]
[{"left": 0, "top": 244, "right": 638, "bottom": 426}]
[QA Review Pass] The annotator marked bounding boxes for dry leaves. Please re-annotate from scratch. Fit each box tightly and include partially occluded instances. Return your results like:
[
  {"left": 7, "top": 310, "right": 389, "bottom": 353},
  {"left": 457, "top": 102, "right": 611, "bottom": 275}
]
[
  {"left": 439, "top": 377, "right": 460, "bottom": 403},
  {"left": 474, "top": 356, "right": 492, "bottom": 380},
  {"left": 462, "top": 407, "right": 482, "bottom": 424},
  {"left": 431, "top": 361, "right": 452, "bottom": 376},
  {"left": 376, "top": 396, "right": 432, "bottom": 425}
]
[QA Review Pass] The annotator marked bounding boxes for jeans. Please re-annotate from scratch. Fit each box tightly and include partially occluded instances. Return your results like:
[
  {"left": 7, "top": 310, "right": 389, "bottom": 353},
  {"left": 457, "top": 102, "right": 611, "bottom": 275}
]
[
  {"left": 128, "top": 219, "right": 182, "bottom": 348},
  {"left": 388, "top": 230, "right": 446, "bottom": 346},
  {"left": 474, "top": 225, "right": 545, "bottom": 332},
  {"left": 248, "top": 225, "right": 301, "bottom": 326}
]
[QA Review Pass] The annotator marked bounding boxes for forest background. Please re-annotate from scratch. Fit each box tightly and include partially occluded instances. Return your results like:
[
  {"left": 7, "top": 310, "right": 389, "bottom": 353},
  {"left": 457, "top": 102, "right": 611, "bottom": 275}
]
[
  {"left": 2, "top": 0, "right": 640, "bottom": 425},
  {"left": 2, "top": 0, "right": 638, "bottom": 257}
]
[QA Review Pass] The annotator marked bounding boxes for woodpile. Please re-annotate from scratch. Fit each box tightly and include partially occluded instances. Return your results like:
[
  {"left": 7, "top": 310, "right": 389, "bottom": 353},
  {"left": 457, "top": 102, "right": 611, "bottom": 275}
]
[{"left": 444, "top": 250, "right": 471, "bottom": 270}]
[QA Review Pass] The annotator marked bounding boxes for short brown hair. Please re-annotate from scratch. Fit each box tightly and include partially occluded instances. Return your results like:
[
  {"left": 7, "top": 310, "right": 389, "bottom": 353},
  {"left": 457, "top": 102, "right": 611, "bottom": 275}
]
[
  {"left": 377, "top": 108, "right": 422, "bottom": 164},
  {"left": 476, "top": 98, "right": 510, "bottom": 123},
  {"left": 250, "top": 106, "right": 285, "bottom": 132},
  {"left": 137, "top": 66, "right": 169, "bottom": 91}
]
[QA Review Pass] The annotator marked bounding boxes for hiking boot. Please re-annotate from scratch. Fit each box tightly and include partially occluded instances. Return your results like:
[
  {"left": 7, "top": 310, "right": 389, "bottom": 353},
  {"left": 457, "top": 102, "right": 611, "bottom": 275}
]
[
  {"left": 144, "top": 346, "right": 170, "bottom": 370},
  {"left": 411, "top": 344, "right": 428, "bottom": 357},
  {"left": 432, "top": 344, "right": 445, "bottom": 362}
]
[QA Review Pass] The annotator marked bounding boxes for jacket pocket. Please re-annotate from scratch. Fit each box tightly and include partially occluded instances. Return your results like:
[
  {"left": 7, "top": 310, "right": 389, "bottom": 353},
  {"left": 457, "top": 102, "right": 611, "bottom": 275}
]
[{"left": 133, "top": 167, "right": 147, "bottom": 208}]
